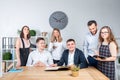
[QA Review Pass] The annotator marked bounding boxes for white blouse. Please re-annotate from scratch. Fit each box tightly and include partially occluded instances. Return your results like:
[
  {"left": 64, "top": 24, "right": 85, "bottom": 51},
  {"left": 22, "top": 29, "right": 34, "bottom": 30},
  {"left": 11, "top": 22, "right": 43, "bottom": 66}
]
[{"left": 48, "top": 41, "right": 66, "bottom": 60}]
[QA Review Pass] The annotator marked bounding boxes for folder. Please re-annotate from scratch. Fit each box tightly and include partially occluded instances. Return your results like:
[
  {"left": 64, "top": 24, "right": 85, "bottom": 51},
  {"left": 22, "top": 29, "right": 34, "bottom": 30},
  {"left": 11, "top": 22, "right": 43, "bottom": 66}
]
[{"left": 8, "top": 68, "right": 23, "bottom": 72}]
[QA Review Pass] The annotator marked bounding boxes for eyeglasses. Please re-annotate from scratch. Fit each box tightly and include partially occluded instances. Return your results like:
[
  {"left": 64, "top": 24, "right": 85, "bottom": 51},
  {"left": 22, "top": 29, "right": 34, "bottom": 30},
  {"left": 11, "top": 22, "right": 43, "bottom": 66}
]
[{"left": 100, "top": 32, "right": 109, "bottom": 34}]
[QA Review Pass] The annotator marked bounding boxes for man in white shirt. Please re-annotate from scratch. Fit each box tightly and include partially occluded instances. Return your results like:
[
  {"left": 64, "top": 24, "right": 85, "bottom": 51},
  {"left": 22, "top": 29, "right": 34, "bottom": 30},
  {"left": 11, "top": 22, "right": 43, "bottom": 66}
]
[
  {"left": 83, "top": 20, "right": 99, "bottom": 68},
  {"left": 26, "top": 37, "right": 53, "bottom": 67}
]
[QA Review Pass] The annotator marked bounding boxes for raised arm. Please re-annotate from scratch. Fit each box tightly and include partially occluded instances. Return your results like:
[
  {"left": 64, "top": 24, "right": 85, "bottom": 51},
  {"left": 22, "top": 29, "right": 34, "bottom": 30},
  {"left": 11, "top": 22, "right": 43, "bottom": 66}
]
[{"left": 48, "top": 42, "right": 54, "bottom": 52}]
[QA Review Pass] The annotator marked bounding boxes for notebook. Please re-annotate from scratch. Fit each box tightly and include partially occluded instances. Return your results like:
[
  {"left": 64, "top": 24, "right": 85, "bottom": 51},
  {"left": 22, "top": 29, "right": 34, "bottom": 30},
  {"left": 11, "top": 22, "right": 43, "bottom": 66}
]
[{"left": 45, "top": 66, "right": 69, "bottom": 71}]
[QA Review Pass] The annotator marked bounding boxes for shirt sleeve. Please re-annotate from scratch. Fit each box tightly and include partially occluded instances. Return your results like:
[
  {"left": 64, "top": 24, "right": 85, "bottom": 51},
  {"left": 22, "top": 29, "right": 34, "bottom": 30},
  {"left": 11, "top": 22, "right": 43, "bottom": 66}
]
[
  {"left": 47, "top": 52, "right": 53, "bottom": 65},
  {"left": 48, "top": 42, "right": 54, "bottom": 52},
  {"left": 26, "top": 53, "right": 33, "bottom": 66},
  {"left": 57, "top": 50, "right": 66, "bottom": 66},
  {"left": 83, "top": 37, "right": 88, "bottom": 59},
  {"left": 79, "top": 50, "right": 88, "bottom": 69}
]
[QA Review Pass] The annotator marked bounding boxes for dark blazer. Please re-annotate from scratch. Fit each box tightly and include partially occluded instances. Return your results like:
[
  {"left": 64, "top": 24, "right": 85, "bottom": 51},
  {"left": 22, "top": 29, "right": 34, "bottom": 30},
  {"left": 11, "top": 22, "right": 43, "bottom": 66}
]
[{"left": 57, "top": 48, "right": 88, "bottom": 69}]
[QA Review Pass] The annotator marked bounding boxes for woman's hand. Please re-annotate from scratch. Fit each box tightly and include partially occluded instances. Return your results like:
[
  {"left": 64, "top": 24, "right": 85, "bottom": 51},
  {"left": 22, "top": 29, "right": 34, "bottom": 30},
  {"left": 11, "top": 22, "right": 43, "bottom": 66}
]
[
  {"left": 53, "top": 46, "right": 57, "bottom": 49},
  {"left": 95, "top": 57, "right": 105, "bottom": 61},
  {"left": 16, "top": 60, "right": 21, "bottom": 68}
]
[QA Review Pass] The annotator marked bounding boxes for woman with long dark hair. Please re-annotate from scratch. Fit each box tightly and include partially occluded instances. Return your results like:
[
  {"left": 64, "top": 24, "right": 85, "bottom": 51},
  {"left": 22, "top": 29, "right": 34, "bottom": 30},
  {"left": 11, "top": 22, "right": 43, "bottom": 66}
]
[{"left": 16, "top": 25, "right": 31, "bottom": 67}]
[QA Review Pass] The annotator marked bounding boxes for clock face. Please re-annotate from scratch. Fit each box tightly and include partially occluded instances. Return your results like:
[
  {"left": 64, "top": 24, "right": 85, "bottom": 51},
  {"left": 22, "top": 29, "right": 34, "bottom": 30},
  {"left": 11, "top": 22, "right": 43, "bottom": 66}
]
[{"left": 49, "top": 11, "right": 68, "bottom": 30}]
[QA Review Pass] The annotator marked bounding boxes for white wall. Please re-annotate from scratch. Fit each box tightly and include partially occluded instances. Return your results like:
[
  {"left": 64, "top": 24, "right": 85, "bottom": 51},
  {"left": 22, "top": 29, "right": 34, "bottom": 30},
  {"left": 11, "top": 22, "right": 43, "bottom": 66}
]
[
  {"left": 0, "top": 34, "right": 2, "bottom": 77},
  {"left": 0, "top": 54, "right": 1, "bottom": 77},
  {"left": 0, "top": 0, "right": 120, "bottom": 49},
  {"left": 0, "top": 0, "right": 120, "bottom": 78}
]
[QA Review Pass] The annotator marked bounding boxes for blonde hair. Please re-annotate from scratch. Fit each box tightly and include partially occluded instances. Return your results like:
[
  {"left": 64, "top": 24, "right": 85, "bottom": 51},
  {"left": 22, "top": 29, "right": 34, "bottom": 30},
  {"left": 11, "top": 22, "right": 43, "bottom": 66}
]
[
  {"left": 51, "top": 28, "right": 62, "bottom": 42},
  {"left": 99, "top": 26, "right": 118, "bottom": 52}
]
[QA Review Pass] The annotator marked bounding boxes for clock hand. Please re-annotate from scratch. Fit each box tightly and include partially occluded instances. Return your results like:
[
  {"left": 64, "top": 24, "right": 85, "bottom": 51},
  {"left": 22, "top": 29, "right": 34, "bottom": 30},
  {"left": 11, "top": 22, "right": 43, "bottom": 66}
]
[
  {"left": 59, "top": 18, "right": 64, "bottom": 21},
  {"left": 53, "top": 17, "right": 58, "bottom": 21},
  {"left": 57, "top": 18, "right": 65, "bottom": 23}
]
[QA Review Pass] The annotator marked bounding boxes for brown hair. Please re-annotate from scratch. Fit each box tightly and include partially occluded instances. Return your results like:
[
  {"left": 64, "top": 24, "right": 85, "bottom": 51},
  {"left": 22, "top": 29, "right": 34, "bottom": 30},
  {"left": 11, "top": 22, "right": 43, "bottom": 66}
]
[
  {"left": 50, "top": 28, "right": 62, "bottom": 42},
  {"left": 87, "top": 20, "right": 97, "bottom": 26},
  {"left": 66, "top": 39, "right": 75, "bottom": 43},
  {"left": 99, "top": 26, "right": 118, "bottom": 52},
  {"left": 36, "top": 37, "right": 45, "bottom": 43},
  {"left": 20, "top": 25, "right": 30, "bottom": 39}
]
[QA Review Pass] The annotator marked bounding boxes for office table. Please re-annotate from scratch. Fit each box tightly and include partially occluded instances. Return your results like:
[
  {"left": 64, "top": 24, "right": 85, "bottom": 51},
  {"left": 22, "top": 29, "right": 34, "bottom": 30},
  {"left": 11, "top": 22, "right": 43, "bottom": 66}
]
[{"left": 0, "top": 66, "right": 109, "bottom": 80}]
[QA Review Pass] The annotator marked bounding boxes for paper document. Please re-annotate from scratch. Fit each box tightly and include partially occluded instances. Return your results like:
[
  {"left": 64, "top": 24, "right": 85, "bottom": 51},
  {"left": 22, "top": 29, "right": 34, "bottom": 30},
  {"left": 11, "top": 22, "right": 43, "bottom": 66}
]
[{"left": 45, "top": 66, "right": 69, "bottom": 71}]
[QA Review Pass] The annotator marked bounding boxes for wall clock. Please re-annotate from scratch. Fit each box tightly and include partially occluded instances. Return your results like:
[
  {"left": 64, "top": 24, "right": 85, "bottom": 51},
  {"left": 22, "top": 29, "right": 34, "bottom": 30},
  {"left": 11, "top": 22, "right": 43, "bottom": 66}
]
[{"left": 49, "top": 11, "right": 68, "bottom": 30}]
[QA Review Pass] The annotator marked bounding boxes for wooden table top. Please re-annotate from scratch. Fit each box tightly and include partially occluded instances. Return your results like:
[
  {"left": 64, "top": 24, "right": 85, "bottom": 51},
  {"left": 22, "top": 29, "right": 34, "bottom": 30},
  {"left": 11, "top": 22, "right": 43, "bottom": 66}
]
[{"left": 0, "top": 66, "right": 109, "bottom": 80}]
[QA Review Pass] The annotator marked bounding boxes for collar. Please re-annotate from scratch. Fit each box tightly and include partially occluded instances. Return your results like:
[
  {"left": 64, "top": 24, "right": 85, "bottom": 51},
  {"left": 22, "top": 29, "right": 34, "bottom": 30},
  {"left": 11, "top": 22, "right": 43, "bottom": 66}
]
[{"left": 36, "top": 48, "right": 45, "bottom": 54}]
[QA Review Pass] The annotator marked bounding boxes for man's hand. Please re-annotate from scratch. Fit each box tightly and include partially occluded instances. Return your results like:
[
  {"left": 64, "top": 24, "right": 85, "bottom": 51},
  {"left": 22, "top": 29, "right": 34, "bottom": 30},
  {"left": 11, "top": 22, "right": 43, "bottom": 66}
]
[
  {"left": 34, "top": 61, "right": 46, "bottom": 67},
  {"left": 50, "top": 64, "right": 57, "bottom": 67}
]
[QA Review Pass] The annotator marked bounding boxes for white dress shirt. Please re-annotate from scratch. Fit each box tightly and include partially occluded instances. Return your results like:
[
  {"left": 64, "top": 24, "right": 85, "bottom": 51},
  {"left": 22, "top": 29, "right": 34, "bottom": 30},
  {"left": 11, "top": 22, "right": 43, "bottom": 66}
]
[
  {"left": 26, "top": 49, "right": 53, "bottom": 66},
  {"left": 83, "top": 31, "right": 99, "bottom": 58},
  {"left": 48, "top": 41, "right": 66, "bottom": 60},
  {"left": 68, "top": 50, "right": 75, "bottom": 66}
]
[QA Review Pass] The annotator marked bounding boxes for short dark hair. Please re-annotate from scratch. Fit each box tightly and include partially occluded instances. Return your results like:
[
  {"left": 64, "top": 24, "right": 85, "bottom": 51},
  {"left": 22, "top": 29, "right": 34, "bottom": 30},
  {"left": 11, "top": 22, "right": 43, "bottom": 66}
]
[
  {"left": 66, "top": 39, "right": 75, "bottom": 43},
  {"left": 36, "top": 37, "right": 45, "bottom": 43},
  {"left": 87, "top": 20, "right": 97, "bottom": 26}
]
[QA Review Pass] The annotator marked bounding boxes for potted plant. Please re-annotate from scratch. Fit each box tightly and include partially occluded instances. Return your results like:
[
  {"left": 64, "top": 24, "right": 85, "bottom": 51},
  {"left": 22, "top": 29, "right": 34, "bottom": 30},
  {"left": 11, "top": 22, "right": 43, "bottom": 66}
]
[
  {"left": 3, "top": 52, "right": 12, "bottom": 60},
  {"left": 29, "top": 30, "right": 36, "bottom": 36},
  {"left": 71, "top": 65, "right": 80, "bottom": 77},
  {"left": 17, "top": 29, "right": 36, "bottom": 36}
]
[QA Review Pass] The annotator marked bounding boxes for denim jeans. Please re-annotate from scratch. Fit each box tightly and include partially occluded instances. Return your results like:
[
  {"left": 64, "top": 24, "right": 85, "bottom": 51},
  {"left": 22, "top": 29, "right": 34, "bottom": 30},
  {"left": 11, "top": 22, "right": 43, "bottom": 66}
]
[{"left": 87, "top": 56, "right": 98, "bottom": 68}]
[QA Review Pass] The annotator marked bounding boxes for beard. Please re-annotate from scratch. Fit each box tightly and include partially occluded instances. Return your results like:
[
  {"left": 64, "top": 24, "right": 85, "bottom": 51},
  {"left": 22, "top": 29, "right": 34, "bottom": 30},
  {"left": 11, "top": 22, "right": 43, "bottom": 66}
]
[{"left": 91, "top": 30, "right": 97, "bottom": 35}]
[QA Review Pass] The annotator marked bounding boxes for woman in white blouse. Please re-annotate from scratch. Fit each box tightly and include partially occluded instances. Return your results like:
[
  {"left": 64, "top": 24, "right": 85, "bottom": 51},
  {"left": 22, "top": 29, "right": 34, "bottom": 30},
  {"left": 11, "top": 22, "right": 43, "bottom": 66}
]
[{"left": 48, "top": 28, "right": 66, "bottom": 64}]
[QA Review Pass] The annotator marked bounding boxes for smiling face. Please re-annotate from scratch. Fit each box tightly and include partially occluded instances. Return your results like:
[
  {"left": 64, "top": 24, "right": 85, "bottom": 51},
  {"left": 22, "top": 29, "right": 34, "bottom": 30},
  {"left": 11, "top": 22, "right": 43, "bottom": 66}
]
[
  {"left": 67, "top": 41, "right": 76, "bottom": 52},
  {"left": 100, "top": 28, "right": 109, "bottom": 40},
  {"left": 53, "top": 30, "right": 60, "bottom": 38},
  {"left": 88, "top": 23, "right": 97, "bottom": 35},
  {"left": 37, "top": 40, "right": 46, "bottom": 51}
]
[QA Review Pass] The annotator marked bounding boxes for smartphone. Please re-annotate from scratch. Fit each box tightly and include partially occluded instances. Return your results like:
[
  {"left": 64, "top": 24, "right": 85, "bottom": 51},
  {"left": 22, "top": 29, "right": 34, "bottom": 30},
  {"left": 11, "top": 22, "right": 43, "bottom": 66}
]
[
  {"left": 93, "top": 55, "right": 98, "bottom": 58},
  {"left": 99, "top": 56, "right": 106, "bottom": 59}
]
